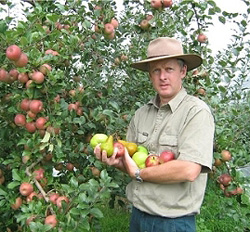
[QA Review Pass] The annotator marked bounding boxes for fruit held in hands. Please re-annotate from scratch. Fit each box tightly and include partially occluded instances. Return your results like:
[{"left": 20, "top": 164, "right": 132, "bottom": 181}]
[
  {"left": 119, "top": 140, "right": 137, "bottom": 156},
  {"left": 137, "top": 145, "right": 148, "bottom": 154},
  {"left": 113, "top": 142, "right": 125, "bottom": 157},
  {"left": 159, "top": 150, "right": 175, "bottom": 164},
  {"left": 132, "top": 152, "right": 148, "bottom": 169},
  {"left": 145, "top": 154, "right": 160, "bottom": 167},
  {"left": 100, "top": 135, "right": 114, "bottom": 157},
  {"left": 90, "top": 133, "right": 108, "bottom": 148}
]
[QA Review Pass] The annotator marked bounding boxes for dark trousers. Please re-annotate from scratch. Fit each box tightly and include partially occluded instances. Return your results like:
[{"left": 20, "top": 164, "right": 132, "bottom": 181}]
[{"left": 129, "top": 207, "right": 196, "bottom": 232}]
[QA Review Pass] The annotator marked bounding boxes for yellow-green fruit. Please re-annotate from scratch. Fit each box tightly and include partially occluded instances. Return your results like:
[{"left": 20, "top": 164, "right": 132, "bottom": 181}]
[
  {"left": 132, "top": 151, "right": 148, "bottom": 168},
  {"left": 137, "top": 145, "right": 148, "bottom": 154},
  {"left": 90, "top": 133, "right": 108, "bottom": 149},
  {"left": 100, "top": 135, "right": 114, "bottom": 157}
]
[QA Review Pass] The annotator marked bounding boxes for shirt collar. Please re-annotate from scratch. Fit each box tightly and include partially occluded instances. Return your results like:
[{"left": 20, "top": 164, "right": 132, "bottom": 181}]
[{"left": 148, "top": 88, "right": 187, "bottom": 112}]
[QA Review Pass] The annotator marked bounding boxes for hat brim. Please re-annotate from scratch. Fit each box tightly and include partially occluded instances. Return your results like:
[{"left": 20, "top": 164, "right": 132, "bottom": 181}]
[{"left": 130, "top": 54, "right": 202, "bottom": 72}]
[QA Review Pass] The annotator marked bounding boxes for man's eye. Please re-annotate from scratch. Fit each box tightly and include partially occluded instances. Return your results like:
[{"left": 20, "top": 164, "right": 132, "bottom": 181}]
[
  {"left": 166, "top": 67, "right": 173, "bottom": 72},
  {"left": 152, "top": 69, "right": 160, "bottom": 75}
]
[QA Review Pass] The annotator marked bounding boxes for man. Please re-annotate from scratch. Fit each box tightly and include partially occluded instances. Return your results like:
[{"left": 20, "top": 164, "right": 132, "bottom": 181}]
[{"left": 94, "top": 37, "right": 215, "bottom": 232}]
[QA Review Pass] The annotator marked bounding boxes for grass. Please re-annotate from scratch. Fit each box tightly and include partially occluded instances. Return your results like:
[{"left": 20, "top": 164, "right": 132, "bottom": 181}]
[
  {"left": 96, "top": 179, "right": 250, "bottom": 232},
  {"left": 99, "top": 201, "right": 130, "bottom": 232}
]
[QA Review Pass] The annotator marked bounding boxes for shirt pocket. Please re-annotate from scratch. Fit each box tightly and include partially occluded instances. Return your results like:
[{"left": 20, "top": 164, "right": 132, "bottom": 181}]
[
  {"left": 137, "top": 131, "right": 149, "bottom": 145},
  {"left": 159, "top": 134, "right": 178, "bottom": 157}
]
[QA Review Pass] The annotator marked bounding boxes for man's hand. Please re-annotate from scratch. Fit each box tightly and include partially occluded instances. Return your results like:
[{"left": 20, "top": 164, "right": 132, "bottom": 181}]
[
  {"left": 123, "top": 148, "right": 139, "bottom": 178},
  {"left": 94, "top": 144, "right": 124, "bottom": 170}
]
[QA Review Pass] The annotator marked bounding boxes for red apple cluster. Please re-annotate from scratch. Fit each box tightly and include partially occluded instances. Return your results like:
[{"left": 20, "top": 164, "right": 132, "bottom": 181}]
[
  {"left": 145, "top": 150, "right": 175, "bottom": 167},
  {"left": 93, "top": 8, "right": 119, "bottom": 40},
  {"left": 6, "top": 44, "right": 28, "bottom": 68},
  {"left": 217, "top": 173, "right": 243, "bottom": 197},
  {"left": 150, "top": 0, "right": 173, "bottom": 9},
  {"left": 1, "top": 45, "right": 52, "bottom": 86},
  {"left": 139, "top": 14, "right": 154, "bottom": 31}
]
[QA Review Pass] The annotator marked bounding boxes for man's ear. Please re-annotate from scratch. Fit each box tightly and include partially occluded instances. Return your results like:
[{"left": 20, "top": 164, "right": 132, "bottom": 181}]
[{"left": 181, "top": 65, "right": 187, "bottom": 79}]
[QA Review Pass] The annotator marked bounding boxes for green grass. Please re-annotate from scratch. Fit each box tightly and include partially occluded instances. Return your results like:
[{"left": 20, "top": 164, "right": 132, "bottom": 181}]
[
  {"left": 96, "top": 179, "right": 250, "bottom": 232},
  {"left": 99, "top": 203, "right": 130, "bottom": 232}
]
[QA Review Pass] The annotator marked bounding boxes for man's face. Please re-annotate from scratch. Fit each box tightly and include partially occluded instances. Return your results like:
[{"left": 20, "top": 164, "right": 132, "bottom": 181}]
[{"left": 149, "top": 58, "right": 187, "bottom": 105}]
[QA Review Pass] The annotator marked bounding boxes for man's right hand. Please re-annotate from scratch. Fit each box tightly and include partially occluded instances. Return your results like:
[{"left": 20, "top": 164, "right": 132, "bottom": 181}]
[{"left": 94, "top": 144, "right": 125, "bottom": 170}]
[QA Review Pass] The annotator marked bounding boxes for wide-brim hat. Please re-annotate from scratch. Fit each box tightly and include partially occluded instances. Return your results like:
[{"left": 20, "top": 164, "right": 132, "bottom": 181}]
[{"left": 131, "top": 37, "right": 202, "bottom": 72}]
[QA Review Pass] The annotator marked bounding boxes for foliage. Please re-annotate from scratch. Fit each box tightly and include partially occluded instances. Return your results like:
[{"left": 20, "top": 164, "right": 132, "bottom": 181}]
[{"left": 0, "top": 0, "right": 250, "bottom": 231}]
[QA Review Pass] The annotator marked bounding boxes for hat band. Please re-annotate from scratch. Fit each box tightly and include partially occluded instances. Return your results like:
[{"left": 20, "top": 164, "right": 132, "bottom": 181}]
[{"left": 147, "top": 54, "right": 171, "bottom": 59}]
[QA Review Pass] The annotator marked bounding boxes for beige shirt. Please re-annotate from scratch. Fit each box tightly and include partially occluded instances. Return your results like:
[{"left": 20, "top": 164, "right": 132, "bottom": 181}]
[{"left": 126, "top": 88, "right": 215, "bottom": 218}]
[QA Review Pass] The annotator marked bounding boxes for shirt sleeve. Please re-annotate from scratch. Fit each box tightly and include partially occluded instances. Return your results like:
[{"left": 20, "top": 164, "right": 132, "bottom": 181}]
[{"left": 177, "top": 107, "right": 215, "bottom": 173}]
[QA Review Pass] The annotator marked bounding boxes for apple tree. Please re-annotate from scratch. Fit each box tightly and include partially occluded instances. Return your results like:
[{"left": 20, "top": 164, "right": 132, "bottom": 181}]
[{"left": 0, "top": 0, "right": 250, "bottom": 231}]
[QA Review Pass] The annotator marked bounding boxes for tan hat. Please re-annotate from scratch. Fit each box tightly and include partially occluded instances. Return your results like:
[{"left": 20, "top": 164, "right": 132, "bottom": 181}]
[{"left": 131, "top": 37, "right": 202, "bottom": 72}]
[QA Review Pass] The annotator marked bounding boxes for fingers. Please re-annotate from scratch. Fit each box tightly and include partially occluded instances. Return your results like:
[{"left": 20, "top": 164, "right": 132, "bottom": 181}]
[{"left": 94, "top": 144, "right": 101, "bottom": 160}]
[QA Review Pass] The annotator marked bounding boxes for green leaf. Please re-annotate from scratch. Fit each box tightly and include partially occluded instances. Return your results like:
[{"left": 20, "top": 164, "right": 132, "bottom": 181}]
[
  {"left": 46, "top": 14, "right": 60, "bottom": 23},
  {"left": 12, "top": 169, "right": 21, "bottom": 181},
  {"left": 0, "top": 188, "right": 7, "bottom": 196},
  {"left": 89, "top": 207, "right": 103, "bottom": 218},
  {"left": 218, "top": 16, "right": 226, "bottom": 24},
  {"left": 7, "top": 181, "right": 20, "bottom": 190},
  {"left": 41, "top": 131, "right": 50, "bottom": 143}
]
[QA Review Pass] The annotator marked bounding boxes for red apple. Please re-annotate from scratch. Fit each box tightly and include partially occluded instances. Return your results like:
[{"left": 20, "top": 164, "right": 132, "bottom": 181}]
[
  {"left": 56, "top": 196, "right": 69, "bottom": 208},
  {"left": 140, "top": 19, "right": 150, "bottom": 30},
  {"left": 8, "top": 69, "right": 19, "bottom": 81},
  {"left": 217, "top": 173, "right": 232, "bottom": 187},
  {"left": 19, "top": 182, "right": 34, "bottom": 196},
  {"left": 27, "top": 110, "right": 36, "bottom": 119},
  {"left": 197, "top": 33, "right": 207, "bottom": 43},
  {"left": 221, "top": 150, "right": 232, "bottom": 162},
  {"left": 145, "top": 154, "right": 160, "bottom": 167},
  {"left": 104, "top": 23, "right": 114, "bottom": 35},
  {"left": 146, "top": 14, "right": 154, "bottom": 21},
  {"left": 39, "top": 63, "right": 52, "bottom": 75},
  {"left": 6, "top": 45, "right": 22, "bottom": 61},
  {"left": 33, "top": 168, "right": 45, "bottom": 181},
  {"left": 18, "top": 72, "right": 29, "bottom": 83},
  {"left": 45, "top": 214, "right": 57, "bottom": 228},
  {"left": 159, "top": 150, "right": 175, "bottom": 164},
  {"left": 25, "top": 122, "right": 36, "bottom": 133},
  {"left": 66, "top": 163, "right": 74, "bottom": 171},
  {"left": 114, "top": 142, "right": 125, "bottom": 157},
  {"left": 151, "top": 0, "right": 162, "bottom": 9},
  {"left": 110, "top": 18, "right": 119, "bottom": 28},
  {"left": 49, "top": 192, "right": 60, "bottom": 204},
  {"left": 27, "top": 191, "right": 38, "bottom": 202},
  {"left": 31, "top": 71, "right": 45, "bottom": 84},
  {"left": 14, "top": 114, "right": 26, "bottom": 126},
  {"left": 11, "top": 197, "right": 23, "bottom": 210},
  {"left": 68, "top": 103, "right": 78, "bottom": 111},
  {"left": 14, "top": 52, "right": 28, "bottom": 67},
  {"left": 29, "top": 100, "right": 43, "bottom": 114},
  {"left": 0, "top": 68, "right": 9, "bottom": 82},
  {"left": 35, "top": 117, "right": 47, "bottom": 130},
  {"left": 45, "top": 49, "right": 59, "bottom": 56},
  {"left": 20, "top": 98, "right": 30, "bottom": 111},
  {"left": 162, "top": 0, "right": 173, "bottom": 7}
]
